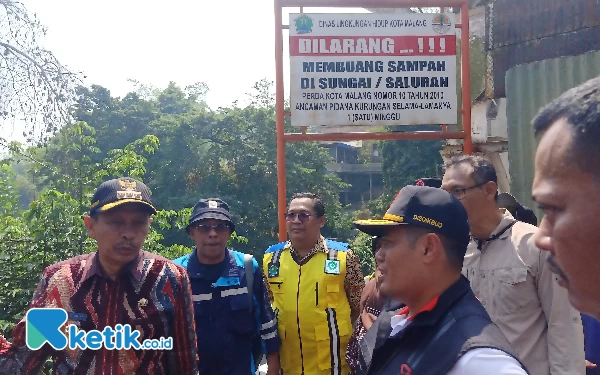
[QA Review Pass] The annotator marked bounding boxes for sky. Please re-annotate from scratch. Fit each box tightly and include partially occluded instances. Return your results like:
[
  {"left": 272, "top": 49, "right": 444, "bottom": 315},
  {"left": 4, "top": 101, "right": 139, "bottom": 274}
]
[{"left": 1, "top": 1, "right": 369, "bottom": 143}]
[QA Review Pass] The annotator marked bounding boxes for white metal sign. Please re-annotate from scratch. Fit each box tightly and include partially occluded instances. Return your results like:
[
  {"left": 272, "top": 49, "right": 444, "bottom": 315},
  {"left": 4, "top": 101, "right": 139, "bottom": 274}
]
[{"left": 289, "top": 13, "right": 458, "bottom": 127}]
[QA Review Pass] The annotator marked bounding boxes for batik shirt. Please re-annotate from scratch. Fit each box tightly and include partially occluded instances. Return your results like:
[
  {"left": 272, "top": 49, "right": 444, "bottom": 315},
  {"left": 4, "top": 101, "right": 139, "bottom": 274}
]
[{"left": 0, "top": 251, "right": 199, "bottom": 375}]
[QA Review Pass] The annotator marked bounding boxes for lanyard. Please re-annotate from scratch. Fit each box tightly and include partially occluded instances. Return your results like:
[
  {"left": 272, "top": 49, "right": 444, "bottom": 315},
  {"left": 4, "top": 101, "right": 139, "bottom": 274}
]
[{"left": 474, "top": 220, "right": 517, "bottom": 251}]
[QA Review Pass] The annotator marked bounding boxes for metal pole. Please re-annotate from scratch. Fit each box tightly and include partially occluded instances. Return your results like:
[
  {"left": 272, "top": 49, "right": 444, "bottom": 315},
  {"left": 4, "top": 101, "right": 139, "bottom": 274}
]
[
  {"left": 461, "top": 0, "right": 473, "bottom": 154},
  {"left": 284, "top": 131, "right": 465, "bottom": 142},
  {"left": 280, "top": 0, "right": 463, "bottom": 7},
  {"left": 275, "top": 0, "right": 287, "bottom": 242},
  {"left": 275, "top": 0, "right": 469, "bottom": 242}
]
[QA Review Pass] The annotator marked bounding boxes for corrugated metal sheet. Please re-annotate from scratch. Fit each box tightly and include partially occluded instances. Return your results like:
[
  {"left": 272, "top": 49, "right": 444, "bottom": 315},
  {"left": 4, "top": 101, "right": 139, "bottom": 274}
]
[
  {"left": 489, "top": 0, "right": 599, "bottom": 48},
  {"left": 485, "top": 0, "right": 600, "bottom": 97},
  {"left": 505, "top": 50, "right": 600, "bottom": 218}
]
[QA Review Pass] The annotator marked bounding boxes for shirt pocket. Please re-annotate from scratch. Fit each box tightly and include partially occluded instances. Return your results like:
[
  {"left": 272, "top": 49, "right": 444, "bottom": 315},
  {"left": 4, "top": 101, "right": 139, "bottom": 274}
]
[
  {"left": 229, "top": 292, "right": 255, "bottom": 335},
  {"left": 326, "top": 283, "right": 341, "bottom": 308},
  {"left": 315, "top": 281, "right": 340, "bottom": 308},
  {"left": 493, "top": 267, "right": 536, "bottom": 315},
  {"left": 323, "top": 274, "right": 343, "bottom": 309},
  {"left": 268, "top": 278, "right": 285, "bottom": 309},
  {"left": 269, "top": 279, "right": 284, "bottom": 293}
]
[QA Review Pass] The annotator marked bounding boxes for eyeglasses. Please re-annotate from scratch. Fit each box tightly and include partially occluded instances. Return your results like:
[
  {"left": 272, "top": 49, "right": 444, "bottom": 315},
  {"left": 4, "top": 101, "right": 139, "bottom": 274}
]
[
  {"left": 192, "top": 223, "right": 231, "bottom": 233},
  {"left": 285, "top": 212, "right": 312, "bottom": 222},
  {"left": 445, "top": 182, "right": 487, "bottom": 200}
]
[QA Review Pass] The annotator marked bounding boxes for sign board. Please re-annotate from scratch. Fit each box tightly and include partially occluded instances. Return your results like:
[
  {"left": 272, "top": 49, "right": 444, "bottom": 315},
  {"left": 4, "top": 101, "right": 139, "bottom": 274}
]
[{"left": 289, "top": 13, "right": 458, "bottom": 127}]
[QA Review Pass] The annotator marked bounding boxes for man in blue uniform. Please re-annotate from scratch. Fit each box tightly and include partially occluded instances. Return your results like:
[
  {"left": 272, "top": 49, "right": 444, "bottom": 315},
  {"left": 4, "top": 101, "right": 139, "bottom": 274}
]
[{"left": 174, "top": 198, "right": 280, "bottom": 375}]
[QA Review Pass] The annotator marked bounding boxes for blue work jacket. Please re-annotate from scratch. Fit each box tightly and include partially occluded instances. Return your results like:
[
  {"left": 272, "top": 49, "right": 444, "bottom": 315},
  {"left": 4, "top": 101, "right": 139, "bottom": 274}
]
[{"left": 174, "top": 249, "right": 280, "bottom": 375}]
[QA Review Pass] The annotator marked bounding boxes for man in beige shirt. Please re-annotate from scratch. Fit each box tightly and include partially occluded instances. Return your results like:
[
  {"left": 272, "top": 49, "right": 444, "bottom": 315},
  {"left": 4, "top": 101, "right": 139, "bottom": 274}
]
[{"left": 442, "top": 155, "right": 585, "bottom": 375}]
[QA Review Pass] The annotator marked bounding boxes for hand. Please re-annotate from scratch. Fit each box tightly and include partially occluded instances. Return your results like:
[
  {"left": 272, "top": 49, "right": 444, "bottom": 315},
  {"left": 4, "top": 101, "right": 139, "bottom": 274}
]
[
  {"left": 265, "top": 352, "right": 280, "bottom": 375},
  {"left": 362, "top": 312, "right": 378, "bottom": 331},
  {"left": 586, "top": 360, "right": 597, "bottom": 369}
]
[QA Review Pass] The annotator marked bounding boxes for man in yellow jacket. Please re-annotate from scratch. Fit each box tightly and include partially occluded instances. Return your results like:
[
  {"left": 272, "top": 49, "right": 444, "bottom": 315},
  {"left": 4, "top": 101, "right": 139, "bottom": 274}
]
[{"left": 264, "top": 192, "right": 365, "bottom": 375}]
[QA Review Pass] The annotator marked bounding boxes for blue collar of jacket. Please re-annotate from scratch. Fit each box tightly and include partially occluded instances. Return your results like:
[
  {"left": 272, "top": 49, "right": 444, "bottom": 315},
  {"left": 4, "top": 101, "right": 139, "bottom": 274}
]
[{"left": 186, "top": 248, "right": 242, "bottom": 288}]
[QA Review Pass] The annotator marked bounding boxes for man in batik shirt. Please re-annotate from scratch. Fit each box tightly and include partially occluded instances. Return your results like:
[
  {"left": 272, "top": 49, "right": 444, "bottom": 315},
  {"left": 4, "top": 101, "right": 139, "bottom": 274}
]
[{"left": 0, "top": 177, "right": 199, "bottom": 375}]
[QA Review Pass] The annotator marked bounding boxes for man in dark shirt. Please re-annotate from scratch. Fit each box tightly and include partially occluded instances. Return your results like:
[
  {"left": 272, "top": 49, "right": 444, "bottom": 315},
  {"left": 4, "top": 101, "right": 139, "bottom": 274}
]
[
  {"left": 353, "top": 185, "right": 527, "bottom": 375},
  {"left": 174, "top": 198, "right": 280, "bottom": 375},
  {"left": 346, "top": 177, "right": 448, "bottom": 374},
  {"left": 0, "top": 177, "right": 199, "bottom": 375}
]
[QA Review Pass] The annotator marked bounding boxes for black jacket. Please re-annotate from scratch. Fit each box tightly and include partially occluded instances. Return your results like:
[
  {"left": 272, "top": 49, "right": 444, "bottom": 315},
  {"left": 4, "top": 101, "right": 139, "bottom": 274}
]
[{"left": 357, "top": 276, "right": 529, "bottom": 375}]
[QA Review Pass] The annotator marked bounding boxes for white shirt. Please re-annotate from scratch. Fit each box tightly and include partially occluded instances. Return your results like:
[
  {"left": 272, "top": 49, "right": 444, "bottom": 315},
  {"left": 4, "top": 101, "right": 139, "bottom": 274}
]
[
  {"left": 448, "top": 348, "right": 528, "bottom": 375},
  {"left": 391, "top": 314, "right": 528, "bottom": 375}
]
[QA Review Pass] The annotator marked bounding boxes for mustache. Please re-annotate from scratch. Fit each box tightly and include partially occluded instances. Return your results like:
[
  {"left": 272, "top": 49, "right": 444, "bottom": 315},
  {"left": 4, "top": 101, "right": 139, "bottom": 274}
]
[{"left": 547, "top": 256, "right": 568, "bottom": 282}]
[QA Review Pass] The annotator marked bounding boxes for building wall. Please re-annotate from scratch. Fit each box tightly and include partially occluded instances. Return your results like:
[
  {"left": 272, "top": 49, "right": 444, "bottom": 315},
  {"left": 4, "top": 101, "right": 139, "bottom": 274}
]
[
  {"left": 485, "top": 0, "right": 600, "bottom": 98},
  {"left": 320, "top": 143, "right": 384, "bottom": 206},
  {"left": 505, "top": 50, "right": 600, "bottom": 217}
]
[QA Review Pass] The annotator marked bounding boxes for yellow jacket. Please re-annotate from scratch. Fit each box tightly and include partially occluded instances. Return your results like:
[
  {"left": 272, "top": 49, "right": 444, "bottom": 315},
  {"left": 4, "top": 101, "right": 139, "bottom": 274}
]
[{"left": 264, "top": 239, "right": 352, "bottom": 375}]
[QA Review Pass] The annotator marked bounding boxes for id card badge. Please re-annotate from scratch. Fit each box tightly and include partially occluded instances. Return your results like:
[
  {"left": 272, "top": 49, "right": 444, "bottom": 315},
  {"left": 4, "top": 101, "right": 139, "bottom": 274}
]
[
  {"left": 268, "top": 264, "right": 280, "bottom": 278},
  {"left": 67, "top": 312, "right": 88, "bottom": 322},
  {"left": 324, "top": 259, "right": 340, "bottom": 275}
]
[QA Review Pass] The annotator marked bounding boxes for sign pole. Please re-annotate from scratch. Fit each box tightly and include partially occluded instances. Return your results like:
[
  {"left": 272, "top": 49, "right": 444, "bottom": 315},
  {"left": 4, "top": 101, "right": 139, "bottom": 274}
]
[
  {"left": 274, "top": 0, "right": 471, "bottom": 244},
  {"left": 275, "top": 0, "right": 287, "bottom": 242},
  {"left": 460, "top": 1, "right": 473, "bottom": 154}
]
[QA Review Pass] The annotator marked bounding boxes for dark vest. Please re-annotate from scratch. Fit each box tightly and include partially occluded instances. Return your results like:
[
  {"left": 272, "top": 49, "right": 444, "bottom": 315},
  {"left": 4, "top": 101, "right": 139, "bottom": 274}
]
[
  {"left": 358, "top": 276, "right": 529, "bottom": 375},
  {"left": 173, "top": 249, "right": 258, "bottom": 375}
]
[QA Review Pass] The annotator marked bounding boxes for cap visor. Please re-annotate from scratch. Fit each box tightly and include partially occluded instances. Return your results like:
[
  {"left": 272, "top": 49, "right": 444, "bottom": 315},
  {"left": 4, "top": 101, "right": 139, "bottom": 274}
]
[
  {"left": 353, "top": 219, "right": 405, "bottom": 237},
  {"left": 187, "top": 212, "right": 233, "bottom": 231},
  {"left": 98, "top": 199, "right": 157, "bottom": 215}
]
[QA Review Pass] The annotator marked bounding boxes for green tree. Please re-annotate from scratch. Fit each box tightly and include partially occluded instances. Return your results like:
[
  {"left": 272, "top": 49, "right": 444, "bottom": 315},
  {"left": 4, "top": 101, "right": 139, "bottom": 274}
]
[
  {"left": 0, "top": 164, "right": 19, "bottom": 217},
  {"left": 380, "top": 127, "right": 443, "bottom": 191},
  {"left": 359, "top": 125, "right": 444, "bottom": 218},
  {"left": 73, "top": 85, "right": 157, "bottom": 158},
  {"left": 0, "top": 132, "right": 241, "bottom": 340},
  {"left": 175, "top": 84, "right": 350, "bottom": 257},
  {"left": 0, "top": 0, "right": 81, "bottom": 141},
  {"left": 351, "top": 231, "right": 376, "bottom": 277},
  {"left": 57, "top": 81, "right": 351, "bottom": 259}
]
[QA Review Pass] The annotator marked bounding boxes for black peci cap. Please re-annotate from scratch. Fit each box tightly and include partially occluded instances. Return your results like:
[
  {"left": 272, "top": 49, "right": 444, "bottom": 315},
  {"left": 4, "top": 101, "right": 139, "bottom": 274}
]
[
  {"left": 353, "top": 185, "right": 470, "bottom": 247},
  {"left": 90, "top": 177, "right": 157, "bottom": 216}
]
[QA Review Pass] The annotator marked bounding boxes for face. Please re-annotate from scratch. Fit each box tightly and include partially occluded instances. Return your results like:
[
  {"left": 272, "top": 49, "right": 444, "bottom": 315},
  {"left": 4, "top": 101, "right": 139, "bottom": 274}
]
[
  {"left": 189, "top": 218, "right": 232, "bottom": 264},
  {"left": 441, "top": 163, "right": 497, "bottom": 222},
  {"left": 286, "top": 198, "right": 325, "bottom": 243},
  {"left": 532, "top": 119, "right": 600, "bottom": 317},
  {"left": 84, "top": 204, "right": 152, "bottom": 267},
  {"left": 374, "top": 226, "right": 426, "bottom": 301}
]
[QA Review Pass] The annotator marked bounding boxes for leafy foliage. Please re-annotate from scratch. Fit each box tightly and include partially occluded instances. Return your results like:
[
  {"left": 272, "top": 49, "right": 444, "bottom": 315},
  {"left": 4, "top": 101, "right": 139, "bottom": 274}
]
[
  {"left": 354, "top": 125, "right": 444, "bottom": 219},
  {"left": 0, "top": 80, "right": 351, "bottom": 338},
  {"left": 0, "top": 133, "right": 249, "bottom": 339},
  {"left": 0, "top": 79, "right": 445, "bottom": 346},
  {"left": 351, "top": 231, "right": 376, "bottom": 277},
  {"left": 50, "top": 81, "right": 350, "bottom": 257}
]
